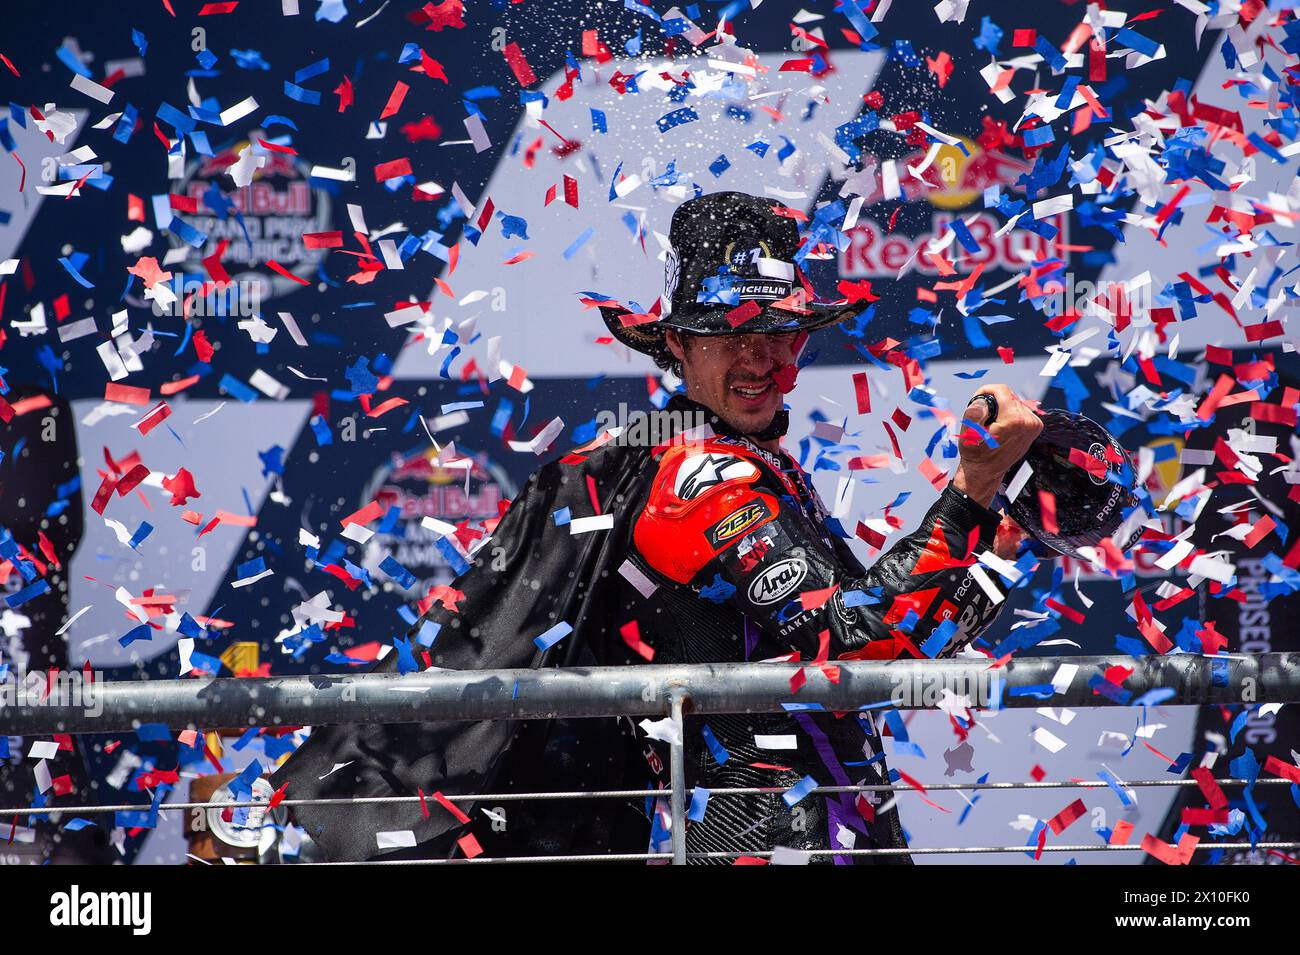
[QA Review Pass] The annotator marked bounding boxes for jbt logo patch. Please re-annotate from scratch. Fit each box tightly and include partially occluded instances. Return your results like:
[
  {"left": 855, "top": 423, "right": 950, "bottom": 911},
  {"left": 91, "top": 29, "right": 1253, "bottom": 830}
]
[{"left": 706, "top": 500, "right": 772, "bottom": 547}]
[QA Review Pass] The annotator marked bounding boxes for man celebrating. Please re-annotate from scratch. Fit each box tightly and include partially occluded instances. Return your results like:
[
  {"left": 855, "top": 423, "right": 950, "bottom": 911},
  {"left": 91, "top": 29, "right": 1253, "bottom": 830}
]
[{"left": 273, "top": 191, "right": 1044, "bottom": 864}]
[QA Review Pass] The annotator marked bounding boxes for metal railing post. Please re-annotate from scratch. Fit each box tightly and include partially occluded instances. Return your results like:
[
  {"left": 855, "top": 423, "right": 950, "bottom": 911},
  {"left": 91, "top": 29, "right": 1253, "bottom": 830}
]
[{"left": 668, "top": 687, "right": 688, "bottom": 866}]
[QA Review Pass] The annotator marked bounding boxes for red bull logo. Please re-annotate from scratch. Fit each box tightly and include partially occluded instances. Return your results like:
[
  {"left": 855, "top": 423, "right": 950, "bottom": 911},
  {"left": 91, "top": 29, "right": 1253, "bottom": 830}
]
[
  {"left": 170, "top": 136, "right": 332, "bottom": 299},
  {"left": 839, "top": 138, "right": 1063, "bottom": 279}
]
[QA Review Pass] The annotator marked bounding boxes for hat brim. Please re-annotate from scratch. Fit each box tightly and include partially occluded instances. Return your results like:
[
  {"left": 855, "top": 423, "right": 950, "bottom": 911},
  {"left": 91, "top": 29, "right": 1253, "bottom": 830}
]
[{"left": 599, "top": 300, "right": 865, "bottom": 360}]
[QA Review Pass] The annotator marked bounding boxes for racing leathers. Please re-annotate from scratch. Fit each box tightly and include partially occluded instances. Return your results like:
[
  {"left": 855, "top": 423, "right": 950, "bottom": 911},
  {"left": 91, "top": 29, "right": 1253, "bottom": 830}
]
[{"left": 628, "top": 395, "right": 1009, "bottom": 863}]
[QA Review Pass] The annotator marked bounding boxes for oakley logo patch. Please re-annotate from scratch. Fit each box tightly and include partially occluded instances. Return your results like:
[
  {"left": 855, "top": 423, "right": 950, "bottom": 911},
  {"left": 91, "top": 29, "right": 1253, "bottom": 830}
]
[{"left": 747, "top": 557, "right": 807, "bottom": 606}]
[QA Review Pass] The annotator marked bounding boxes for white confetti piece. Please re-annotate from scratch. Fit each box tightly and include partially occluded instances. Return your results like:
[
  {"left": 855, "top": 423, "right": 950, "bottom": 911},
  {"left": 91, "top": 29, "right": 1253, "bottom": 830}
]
[{"left": 1031, "top": 726, "right": 1067, "bottom": 753}]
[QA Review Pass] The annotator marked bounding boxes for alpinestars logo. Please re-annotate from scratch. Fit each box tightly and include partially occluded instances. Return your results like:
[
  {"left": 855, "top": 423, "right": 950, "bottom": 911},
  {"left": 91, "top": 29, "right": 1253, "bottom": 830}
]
[
  {"left": 748, "top": 558, "right": 808, "bottom": 606},
  {"left": 674, "top": 454, "right": 757, "bottom": 500}
]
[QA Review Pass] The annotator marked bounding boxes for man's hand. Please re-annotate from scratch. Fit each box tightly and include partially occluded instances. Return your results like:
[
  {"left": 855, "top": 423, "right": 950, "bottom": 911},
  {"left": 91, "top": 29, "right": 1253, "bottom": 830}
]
[
  {"left": 952, "top": 385, "right": 1043, "bottom": 507},
  {"left": 993, "top": 513, "right": 1031, "bottom": 560}
]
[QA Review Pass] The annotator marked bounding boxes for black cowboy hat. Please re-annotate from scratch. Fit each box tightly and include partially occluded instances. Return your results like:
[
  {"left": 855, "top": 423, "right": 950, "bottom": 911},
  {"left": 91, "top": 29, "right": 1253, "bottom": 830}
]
[{"left": 599, "top": 191, "right": 866, "bottom": 365}]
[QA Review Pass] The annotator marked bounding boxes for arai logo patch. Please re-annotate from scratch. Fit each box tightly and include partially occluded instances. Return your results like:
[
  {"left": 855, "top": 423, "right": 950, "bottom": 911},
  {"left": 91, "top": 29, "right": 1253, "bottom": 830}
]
[{"left": 747, "top": 557, "right": 807, "bottom": 606}]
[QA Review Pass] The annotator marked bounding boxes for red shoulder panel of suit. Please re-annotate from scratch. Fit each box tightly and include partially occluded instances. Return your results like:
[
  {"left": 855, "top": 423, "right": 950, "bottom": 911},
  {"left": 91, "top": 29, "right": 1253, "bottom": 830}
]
[{"left": 633, "top": 439, "right": 783, "bottom": 585}]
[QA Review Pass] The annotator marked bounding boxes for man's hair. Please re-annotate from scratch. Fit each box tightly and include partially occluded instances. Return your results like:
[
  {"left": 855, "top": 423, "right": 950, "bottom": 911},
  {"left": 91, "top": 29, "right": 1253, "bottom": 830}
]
[{"left": 654, "top": 330, "right": 695, "bottom": 379}]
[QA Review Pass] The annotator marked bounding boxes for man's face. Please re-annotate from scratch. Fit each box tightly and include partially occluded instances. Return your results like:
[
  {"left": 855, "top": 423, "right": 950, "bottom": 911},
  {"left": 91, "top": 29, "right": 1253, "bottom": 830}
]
[{"left": 666, "top": 330, "right": 800, "bottom": 435}]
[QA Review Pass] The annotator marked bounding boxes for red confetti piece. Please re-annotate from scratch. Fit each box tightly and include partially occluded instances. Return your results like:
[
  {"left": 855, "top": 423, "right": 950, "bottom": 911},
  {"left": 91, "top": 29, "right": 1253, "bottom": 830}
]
[
  {"left": 502, "top": 42, "right": 537, "bottom": 87},
  {"left": 800, "top": 587, "right": 837, "bottom": 612},
  {"left": 193, "top": 329, "right": 215, "bottom": 363},
  {"left": 374, "top": 157, "right": 413, "bottom": 182},
  {"left": 133, "top": 401, "right": 172, "bottom": 436},
  {"left": 161, "top": 468, "right": 200, "bottom": 506},
  {"left": 198, "top": 1, "right": 239, "bottom": 13},
  {"left": 341, "top": 499, "right": 384, "bottom": 528},
  {"left": 1038, "top": 489, "right": 1057, "bottom": 535},
  {"left": 1244, "top": 320, "right": 1283, "bottom": 342},
  {"left": 335, "top": 75, "right": 354, "bottom": 112},
  {"left": 365, "top": 396, "right": 410, "bottom": 418},
  {"left": 725, "top": 300, "right": 761, "bottom": 328},
  {"left": 380, "top": 81, "right": 409, "bottom": 120},
  {"left": 105, "top": 383, "right": 151, "bottom": 406},
  {"left": 432, "top": 789, "right": 471, "bottom": 824},
  {"left": 114, "top": 464, "right": 150, "bottom": 498},
  {"left": 1046, "top": 797, "right": 1086, "bottom": 835},
  {"left": 456, "top": 832, "right": 484, "bottom": 859},
  {"left": 1044, "top": 596, "right": 1084, "bottom": 625},
  {"left": 1141, "top": 831, "right": 1198, "bottom": 866},
  {"left": 620, "top": 620, "right": 655, "bottom": 661},
  {"left": 303, "top": 231, "right": 344, "bottom": 249},
  {"left": 852, "top": 371, "right": 872, "bottom": 414},
  {"left": 1264, "top": 755, "right": 1300, "bottom": 785},
  {"left": 1110, "top": 820, "right": 1134, "bottom": 845},
  {"left": 266, "top": 259, "right": 310, "bottom": 285}
]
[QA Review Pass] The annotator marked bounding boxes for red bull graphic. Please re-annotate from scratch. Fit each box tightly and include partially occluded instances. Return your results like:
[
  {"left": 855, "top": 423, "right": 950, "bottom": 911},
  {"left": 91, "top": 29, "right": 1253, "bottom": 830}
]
[
  {"left": 839, "top": 138, "right": 1067, "bottom": 279},
  {"left": 171, "top": 135, "right": 333, "bottom": 300},
  {"left": 361, "top": 446, "right": 517, "bottom": 592}
]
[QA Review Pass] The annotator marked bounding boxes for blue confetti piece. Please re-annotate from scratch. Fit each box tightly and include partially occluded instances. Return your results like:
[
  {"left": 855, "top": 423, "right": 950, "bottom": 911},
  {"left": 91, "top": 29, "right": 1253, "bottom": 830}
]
[
  {"left": 552, "top": 506, "right": 572, "bottom": 526},
  {"left": 563, "top": 227, "right": 594, "bottom": 260},
  {"left": 656, "top": 106, "right": 699, "bottom": 133},
  {"left": 6, "top": 579, "right": 49, "bottom": 609},
  {"left": 1097, "top": 768, "right": 1134, "bottom": 807},
  {"left": 393, "top": 635, "right": 419, "bottom": 674},
  {"left": 782, "top": 774, "right": 819, "bottom": 807},
  {"left": 1114, "top": 27, "right": 1159, "bottom": 58},
  {"left": 701, "top": 724, "right": 729, "bottom": 765},
  {"left": 919, "top": 618, "right": 958, "bottom": 659},
  {"left": 127, "top": 521, "right": 154, "bottom": 550},
  {"left": 283, "top": 81, "right": 321, "bottom": 106},
  {"left": 416, "top": 619, "right": 441, "bottom": 647},
  {"left": 590, "top": 108, "right": 607, "bottom": 133},
  {"left": 1229, "top": 707, "right": 1250, "bottom": 743},
  {"left": 379, "top": 555, "right": 417, "bottom": 589},
  {"left": 57, "top": 256, "right": 95, "bottom": 289},
  {"left": 188, "top": 651, "right": 222, "bottom": 675},
  {"left": 698, "top": 573, "right": 736, "bottom": 604},
  {"left": 687, "top": 787, "right": 711, "bottom": 822},
  {"left": 235, "top": 557, "right": 266, "bottom": 580},
  {"left": 293, "top": 57, "right": 330, "bottom": 83},
  {"left": 1022, "top": 125, "right": 1055, "bottom": 149},
  {"left": 434, "top": 536, "right": 470, "bottom": 576},
  {"left": 309, "top": 415, "right": 333, "bottom": 446},
  {"left": 842, "top": 588, "right": 882, "bottom": 607},
  {"left": 533, "top": 621, "right": 573, "bottom": 651},
  {"left": 136, "top": 723, "right": 170, "bottom": 742},
  {"left": 219, "top": 374, "right": 259, "bottom": 403}
]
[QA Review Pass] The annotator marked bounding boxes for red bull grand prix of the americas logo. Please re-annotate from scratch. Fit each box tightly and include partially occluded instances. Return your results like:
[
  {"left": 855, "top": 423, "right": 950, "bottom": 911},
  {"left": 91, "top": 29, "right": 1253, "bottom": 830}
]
[
  {"left": 839, "top": 138, "right": 1068, "bottom": 279},
  {"left": 169, "top": 138, "right": 333, "bottom": 304}
]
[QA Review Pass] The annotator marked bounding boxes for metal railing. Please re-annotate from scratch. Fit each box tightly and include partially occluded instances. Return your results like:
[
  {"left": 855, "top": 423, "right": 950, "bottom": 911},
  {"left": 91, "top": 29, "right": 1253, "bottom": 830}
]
[{"left": 2, "top": 652, "right": 1297, "bottom": 864}]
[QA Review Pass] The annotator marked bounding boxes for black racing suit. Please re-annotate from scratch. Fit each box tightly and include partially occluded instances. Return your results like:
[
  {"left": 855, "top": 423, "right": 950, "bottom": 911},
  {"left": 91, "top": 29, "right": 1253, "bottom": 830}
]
[{"left": 628, "top": 398, "right": 1007, "bottom": 863}]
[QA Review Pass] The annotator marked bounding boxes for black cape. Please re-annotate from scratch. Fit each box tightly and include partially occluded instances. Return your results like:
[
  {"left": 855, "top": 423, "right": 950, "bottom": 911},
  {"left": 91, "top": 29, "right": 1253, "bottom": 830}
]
[{"left": 271, "top": 430, "right": 661, "bottom": 862}]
